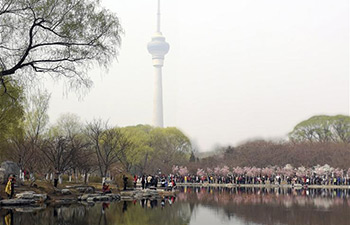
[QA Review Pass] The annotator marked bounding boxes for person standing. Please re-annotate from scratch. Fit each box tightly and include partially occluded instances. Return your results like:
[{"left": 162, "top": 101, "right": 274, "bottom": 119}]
[
  {"left": 53, "top": 170, "right": 59, "bottom": 188},
  {"left": 147, "top": 175, "right": 152, "bottom": 188},
  {"left": 141, "top": 175, "right": 145, "bottom": 190},
  {"left": 5, "top": 175, "right": 15, "bottom": 199},
  {"left": 102, "top": 183, "right": 111, "bottom": 194},
  {"left": 10, "top": 175, "right": 15, "bottom": 199},
  {"left": 133, "top": 175, "right": 137, "bottom": 188},
  {"left": 123, "top": 175, "right": 128, "bottom": 191}
]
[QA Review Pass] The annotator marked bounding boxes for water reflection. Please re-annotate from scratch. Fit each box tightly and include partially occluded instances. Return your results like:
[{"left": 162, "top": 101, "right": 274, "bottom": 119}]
[
  {"left": 178, "top": 187, "right": 350, "bottom": 225},
  {"left": 0, "top": 187, "right": 349, "bottom": 225},
  {"left": 178, "top": 186, "right": 350, "bottom": 209},
  {"left": 3, "top": 210, "right": 13, "bottom": 225},
  {"left": 0, "top": 197, "right": 188, "bottom": 225}
]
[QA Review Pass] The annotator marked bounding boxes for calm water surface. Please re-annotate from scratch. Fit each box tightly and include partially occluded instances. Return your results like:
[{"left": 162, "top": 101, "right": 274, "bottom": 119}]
[{"left": 1, "top": 187, "right": 349, "bottom": 225}]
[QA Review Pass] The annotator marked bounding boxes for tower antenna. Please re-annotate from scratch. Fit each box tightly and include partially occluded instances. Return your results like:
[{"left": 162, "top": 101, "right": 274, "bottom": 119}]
[{"left": 157, "top": 0, "right": 161, "bottom": 32}]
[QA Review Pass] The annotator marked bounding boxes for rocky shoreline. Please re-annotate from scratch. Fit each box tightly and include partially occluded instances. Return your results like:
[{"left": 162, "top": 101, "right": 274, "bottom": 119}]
[
  {"left": 5, "top": 182, "right": 349, "bottom": 209},
  {"left": 0, "top": 187, "right": 176, "bottom": 209}
]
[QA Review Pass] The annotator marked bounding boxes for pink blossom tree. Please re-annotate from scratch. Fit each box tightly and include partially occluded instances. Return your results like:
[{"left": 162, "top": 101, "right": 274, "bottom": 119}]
[
  {"left": 220, "top": 166, "right": 230, "bottom": 176},
  {"left": 214, "top": 166, "right": 221, "bottom": 175},
  {"left": 321, "top": 164, "right": 333, "bottom": 177},
  {"left": 283, "top": 164, "right": 294, "bottom": 177},
  {"left": 334, "top": 168, "right": 343, "bottom": 177},
  {"left": 262, "top": 167, "right": 274, "bottom": 177},
  {"left": 296, "top": 166, "right": 306, "bottom": 178},
  {"left": 196, "top": 168, "right": 205, "bottom": 177},
  {"left": 207, "top": 168, "right": 213, "bottom": 175},
  {"left": 314, "top": 165, "right": 325, "bottom": 177},
  {"left": 172, "top": 165, "right": 179, "bottom": 174},
  {"left": 178, "top": 166, "right": 188, "bottom": 176},
  {"left": 233, "top": 166, "right": 244, "bottom": 176},
  {"left": 246, "top": 167, "right": 254, "bottom": 177}
]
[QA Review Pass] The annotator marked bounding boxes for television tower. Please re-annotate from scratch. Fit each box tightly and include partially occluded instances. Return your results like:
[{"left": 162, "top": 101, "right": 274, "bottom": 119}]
[{"left": 147, "top": 0, "right": 170, "bottom": 127}]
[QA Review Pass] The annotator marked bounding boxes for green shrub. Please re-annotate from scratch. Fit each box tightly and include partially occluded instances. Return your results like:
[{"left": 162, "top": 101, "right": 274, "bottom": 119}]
[
  {"left": 89, "top": 176, "right": 102, "bottom": 183},
  {"left": 61, "top": 174, "right": 69, "bottom": 182},
  {"left": 115, "top": 174, "right": 133, "bottom": 190}
]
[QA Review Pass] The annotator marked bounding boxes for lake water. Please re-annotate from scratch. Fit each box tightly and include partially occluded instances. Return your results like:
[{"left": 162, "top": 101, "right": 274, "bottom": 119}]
[{"left": 1, "top": 187, "right": 349, "bottom": 225}]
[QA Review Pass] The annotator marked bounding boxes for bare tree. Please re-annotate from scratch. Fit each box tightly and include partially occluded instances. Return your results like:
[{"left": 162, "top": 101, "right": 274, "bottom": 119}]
[
  {"left": 7, "top": 90, "right": 50, "bottom": 172},
  {"left": 86, "top": 120, "right": 131, "bottom": 178},
  {"left": 0, "top": 0, "right": 122, "bottom": 91}
]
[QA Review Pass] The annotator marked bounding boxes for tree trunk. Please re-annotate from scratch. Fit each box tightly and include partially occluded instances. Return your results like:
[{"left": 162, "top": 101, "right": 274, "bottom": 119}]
[{"left": 84, "top": 172, "right": 88, "bottom": 184}]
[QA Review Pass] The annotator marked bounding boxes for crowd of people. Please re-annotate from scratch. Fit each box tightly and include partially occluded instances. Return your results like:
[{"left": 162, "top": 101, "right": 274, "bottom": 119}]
[
  {"left": 173, "top": 174, "right": 350, "bottom": 186},
  {"left": 132, "top": 174, "right": 177, "bottom": 190},
  {"left": 170, "top": 164, "right": 350, "bottom": 186}
]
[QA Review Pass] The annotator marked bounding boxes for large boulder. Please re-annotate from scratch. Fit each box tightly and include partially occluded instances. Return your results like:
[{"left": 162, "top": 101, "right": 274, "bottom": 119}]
[
  {"left": 61, "top": 189, "right": 72, "bottom": 195},
  {"left": 0, "top": 199, "right": 36, "bottom": 206},
  {"left": 79, "top": 193, "right": 120, "bottom": 202},
  {"left": 72, "top": 186, "right": 95, "bottom": 193},
  {"left": 0, "top": 168, "right": 5, "bottom": 183},
  {"left": 16, "top": 191, "right": 47, "bottom": 202},
  {"left": 1, "top": 161, "right": 20, "bottom": 183}
]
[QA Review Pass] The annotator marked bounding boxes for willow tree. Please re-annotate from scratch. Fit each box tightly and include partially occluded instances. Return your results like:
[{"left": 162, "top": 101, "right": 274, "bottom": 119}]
[
  {"left": 289, "top": 115, "right": 350, "bottom": 143},
  {"left": 0, "top": 79, "right": 24, "bottom": 158},
  {"left": 0, "top": 0, "right": 122, "bottom": 90},
  {"left": 149, "top": 127, "right": 192, "bottom": 174}
]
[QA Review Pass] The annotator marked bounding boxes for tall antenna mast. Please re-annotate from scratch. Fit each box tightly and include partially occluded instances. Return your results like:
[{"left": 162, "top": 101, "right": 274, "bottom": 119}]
[{"left": 157, "top": 0, "right": 161, "bottom": 32}]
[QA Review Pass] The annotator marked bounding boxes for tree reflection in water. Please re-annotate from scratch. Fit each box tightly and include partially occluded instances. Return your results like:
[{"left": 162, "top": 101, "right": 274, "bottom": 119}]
[
  {"left": 0, "top": 196, "right": 190, "bottom": 225},
  {"left": 177, "top": 187, "right": 350, "bottom": 225},
  {"left": 0, "top": 187, "right": 348, "bottom": 225}
]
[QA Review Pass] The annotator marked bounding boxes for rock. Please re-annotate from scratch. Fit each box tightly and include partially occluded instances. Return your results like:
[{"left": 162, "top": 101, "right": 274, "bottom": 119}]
[
  {"left": 32, "top": 194, "right": 47, "bottom": 202},
  {"left": 79, "top": 193, "right": 120, "bottom": 202},
  {"left": 119, "top": 189, "right": 162, "bottom": 200},
  {"left": 0, "top": 161, "right": 20, "bottom": 183},
  {"left": 95, "top": 196, "right": 112, "bottom": 201},
  {"left": 0, "top": 168, "right": 5, "bottom": 184},
  {"left": 61, "top": 189, "right": 71, "bottom": 195},
  {"left": 0, "top": 199, "right": 36, "bottom": 206},
  {"left": 12, "top": 205, "right": 47, "bottom": 212},
  {"left": 75, "top": 186, "right": 95, "bottom": 193},
  {"left": 120, "top": 196, "right": 133, "bottom": 200},
  {"left": 80, "top": 201, "right": 95, "bottom": 206},
  {"left": 15, "top": 191, "right": 47, "bottom": 202},
  {"left": 134, "top": 193, "right": 144, "bottom": 199},
  {"left": 106, "top": 194, "right": 121, "bottom": 200},
  {"left": 80, "top": 201, "right": 95, "bottom": 207},
  {"left": 53, "top": 199, "right": 77, "bottom": 205},
  {"left": 120, "top": 191, "right": 134, "bottom": 197},
  {"left": 86, "top": 197, "right": 95, "bottom": 202},
  {"left": 16, "top": 191, "right": 35, "bottom": 199},
  {"left": 80, "top": 194, "right": 100, "bottom": 201}
]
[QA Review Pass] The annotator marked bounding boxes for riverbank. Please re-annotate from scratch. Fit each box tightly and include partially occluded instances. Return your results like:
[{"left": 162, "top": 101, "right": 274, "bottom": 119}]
[
  {"left": 176, "top": 182, "right": 350, "bottom": 189},
  {"left": 0, "top": 180, "right": 176, "bottom": 208}
]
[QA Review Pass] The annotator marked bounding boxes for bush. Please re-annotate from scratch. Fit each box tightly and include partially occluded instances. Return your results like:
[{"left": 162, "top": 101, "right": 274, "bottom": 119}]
[
  {"left": 114, "top": 174, "right": 133, "bottom": 190},
  {"left": 89, "top": 176, "right": 102, "bottom": 184}
]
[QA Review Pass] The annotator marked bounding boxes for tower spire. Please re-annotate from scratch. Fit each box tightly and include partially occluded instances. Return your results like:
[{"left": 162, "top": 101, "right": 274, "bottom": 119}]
[{"left": 157, "top": 0, "right": 161, "bottom": 32}]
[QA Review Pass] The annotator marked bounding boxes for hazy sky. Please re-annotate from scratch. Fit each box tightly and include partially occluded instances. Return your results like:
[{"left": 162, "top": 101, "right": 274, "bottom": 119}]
[{"left": 47, "top": 0, "right": 349, "bottom": 151}]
